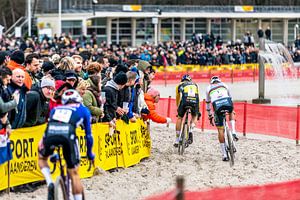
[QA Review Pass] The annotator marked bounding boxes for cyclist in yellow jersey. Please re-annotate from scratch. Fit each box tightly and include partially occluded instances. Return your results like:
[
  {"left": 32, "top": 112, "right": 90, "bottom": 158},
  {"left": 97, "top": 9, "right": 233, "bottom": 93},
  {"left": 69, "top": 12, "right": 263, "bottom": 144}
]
[{"left": 174, "top": 74, "right": 201, "bottom": 147}]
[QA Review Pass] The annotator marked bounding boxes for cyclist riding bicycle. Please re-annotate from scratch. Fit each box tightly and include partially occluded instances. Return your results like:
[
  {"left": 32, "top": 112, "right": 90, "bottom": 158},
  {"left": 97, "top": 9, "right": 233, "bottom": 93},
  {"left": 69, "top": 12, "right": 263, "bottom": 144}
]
[
  {"left": 38, "top": 89, "right": 95, "bottom": 200},
  {"left": 174, "top": 74, "right": 201, "bottom": 147},
  {"left": 205, "top": 76, "right": 238, "bottom": 161}
]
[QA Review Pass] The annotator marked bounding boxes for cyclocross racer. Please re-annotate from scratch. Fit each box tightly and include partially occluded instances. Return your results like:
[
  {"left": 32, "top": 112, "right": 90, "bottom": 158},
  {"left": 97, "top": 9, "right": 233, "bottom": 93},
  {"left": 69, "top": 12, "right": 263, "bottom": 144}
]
[
  {"left": 174, "top": 74, "right": 201, "bottom": 147},
  {"left": 205, "top": 76, "right": 238, "bottom": 161},
  {"left": 38, "top": 89, "right": 95, "bottom": 200}
]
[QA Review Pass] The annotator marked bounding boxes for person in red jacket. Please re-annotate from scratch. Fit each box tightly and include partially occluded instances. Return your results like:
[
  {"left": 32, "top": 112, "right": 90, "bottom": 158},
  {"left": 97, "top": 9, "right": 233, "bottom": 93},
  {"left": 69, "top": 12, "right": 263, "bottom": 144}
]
[{"left": 144, "top": 87, "right": 171, "bottom": 124}]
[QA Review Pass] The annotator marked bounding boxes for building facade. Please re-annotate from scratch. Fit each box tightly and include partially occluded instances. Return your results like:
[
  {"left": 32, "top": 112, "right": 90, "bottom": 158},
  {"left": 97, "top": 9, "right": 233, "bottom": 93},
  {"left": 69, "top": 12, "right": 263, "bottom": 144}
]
[{"left": 35, "top": 2, "right": 300, "bottom": 46}]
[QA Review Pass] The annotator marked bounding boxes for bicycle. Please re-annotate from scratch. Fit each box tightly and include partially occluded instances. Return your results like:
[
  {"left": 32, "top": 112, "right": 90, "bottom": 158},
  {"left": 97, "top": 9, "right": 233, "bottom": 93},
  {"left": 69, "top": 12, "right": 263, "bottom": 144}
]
[
  {"left": 221, "top": 110, "right": 237, "bottom": 167},
  {"left": 50, "top": 146, "right": 93, "bottom": 200},
  {"left": 178, "top": 106, "right": 192, "bottom": 155}
]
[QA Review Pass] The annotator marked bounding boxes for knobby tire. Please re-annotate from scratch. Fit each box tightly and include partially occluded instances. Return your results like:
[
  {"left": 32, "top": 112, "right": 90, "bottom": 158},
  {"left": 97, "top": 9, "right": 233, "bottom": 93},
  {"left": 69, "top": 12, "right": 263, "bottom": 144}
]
[{"left": 54, "top": 176, "right": 68, "bottom": 200}]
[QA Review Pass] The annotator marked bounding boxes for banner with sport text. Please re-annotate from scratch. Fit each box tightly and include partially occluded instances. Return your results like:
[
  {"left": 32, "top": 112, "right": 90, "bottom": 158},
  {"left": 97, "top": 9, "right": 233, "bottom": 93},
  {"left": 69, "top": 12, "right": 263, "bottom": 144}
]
[{"left": 0, "top": 119, "right": 151, "bottom": 191}]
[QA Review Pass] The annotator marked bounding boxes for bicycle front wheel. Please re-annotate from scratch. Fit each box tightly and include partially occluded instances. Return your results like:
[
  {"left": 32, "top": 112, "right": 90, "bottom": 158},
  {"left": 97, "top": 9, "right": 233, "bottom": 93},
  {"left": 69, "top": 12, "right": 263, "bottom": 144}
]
[{"left": 54, "top": 176, "right": 68, "bottom": 200}]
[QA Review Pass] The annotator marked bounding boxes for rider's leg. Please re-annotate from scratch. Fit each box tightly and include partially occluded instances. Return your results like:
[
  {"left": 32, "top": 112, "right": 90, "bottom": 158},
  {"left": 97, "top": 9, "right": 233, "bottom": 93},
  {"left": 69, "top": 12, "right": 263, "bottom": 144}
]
[
  {"left": 38, "top": 155, "right": 54, "bottom": 200},
  {"left": 217, "top": 126, "right": 228, "bottom": 161},
  {"left": 68, "top": 168, "right": 84, "bottom": 200},
  {"left": 174, "top": 116, "right": 183, "bottom": 146},
  {"left": 38, "top": 156, "right": 53, "bottom": 186},
  {"left": 188, "top": 115, "right": 197, "bottom": 144},
  {"left": 229, "top": 111, "right": 238, "bottom": 141}
]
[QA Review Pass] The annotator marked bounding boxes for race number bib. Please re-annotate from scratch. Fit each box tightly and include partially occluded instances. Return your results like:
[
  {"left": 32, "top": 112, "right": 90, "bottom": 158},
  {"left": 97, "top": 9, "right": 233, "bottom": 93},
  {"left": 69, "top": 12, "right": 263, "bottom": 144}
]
[
  {"left": 52, "top": 109, "right": 72, "bottom": 123},
  {"left": 184, "top": 85, "right": 197, "bottom": 97}
]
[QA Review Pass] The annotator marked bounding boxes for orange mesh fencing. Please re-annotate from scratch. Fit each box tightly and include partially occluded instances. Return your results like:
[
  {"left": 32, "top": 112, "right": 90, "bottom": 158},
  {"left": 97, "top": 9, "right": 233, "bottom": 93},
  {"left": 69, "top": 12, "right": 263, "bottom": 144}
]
[{"left": 156, "top": 99, "right": 300, "bottom": 141}]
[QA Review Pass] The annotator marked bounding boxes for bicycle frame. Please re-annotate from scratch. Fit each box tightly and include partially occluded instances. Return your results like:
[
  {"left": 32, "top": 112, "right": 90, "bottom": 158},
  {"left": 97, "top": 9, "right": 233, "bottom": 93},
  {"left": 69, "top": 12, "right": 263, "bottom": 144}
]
[
  {"left": 222, "top": 112, "right": 236, "bottom": 167},
  {"left": 178, "top": 107, "right": 191, "bottom": 155}
]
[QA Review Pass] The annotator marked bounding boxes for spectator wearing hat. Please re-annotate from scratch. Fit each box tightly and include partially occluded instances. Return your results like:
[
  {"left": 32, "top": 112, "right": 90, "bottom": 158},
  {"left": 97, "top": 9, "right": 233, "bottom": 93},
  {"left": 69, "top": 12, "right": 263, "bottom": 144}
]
[
  {"left": 41, "top": 61, "right": 55, "bottom": 76},
  {"left": 143, "top": 87, "right": 171, "bottom": 124},
  {"left": 102, "top": 72, "right": 128, "bottom": 126},
  {"left": 25, "top": 53, "right": 41, "bottom": 87},
  {"left": 24, "top": 77, "right": 55, "bottom": 127},
  {"left": 64, "top": 70, "right": 79, "bottom": 88},
  {"left": 7, "top": 50, "right": 33, "bottom": 90}
]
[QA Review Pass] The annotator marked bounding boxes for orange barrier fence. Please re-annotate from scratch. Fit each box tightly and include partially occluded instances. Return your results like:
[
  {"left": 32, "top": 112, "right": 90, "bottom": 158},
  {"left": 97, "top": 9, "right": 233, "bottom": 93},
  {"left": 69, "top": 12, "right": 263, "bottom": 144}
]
[
  {"left": 152, "top": 64, "right": 300, "bottom": 84},
  {"left": 145, "top": 178, "right": 300, "bottom": 200},
  {"left": 156, "top": 98, "right": 300, "bottom": 142}
]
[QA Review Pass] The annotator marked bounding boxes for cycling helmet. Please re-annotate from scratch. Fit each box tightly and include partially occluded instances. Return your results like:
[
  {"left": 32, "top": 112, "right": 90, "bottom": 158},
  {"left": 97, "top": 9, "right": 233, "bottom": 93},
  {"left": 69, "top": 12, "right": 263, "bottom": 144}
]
[
  {"left": 210, "top": 76, "right": 221, "bottom": 84},
  {"left": 61, "top": 89, "right": 82, "bottom": 105},
  {"left": 181, "top": 74, "right": 192, "bottom": 82}
]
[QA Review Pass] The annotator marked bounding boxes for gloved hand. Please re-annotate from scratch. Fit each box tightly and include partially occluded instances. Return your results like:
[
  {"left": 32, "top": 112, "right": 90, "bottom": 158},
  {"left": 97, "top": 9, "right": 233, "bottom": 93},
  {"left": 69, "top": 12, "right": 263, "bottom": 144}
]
[
  {"left": 208, "top": 114, "right": 214, "bottom": 126},
  {"left": 87, "top": 152, "right": 95, "bottom": 161},
  {"left": 141, "top": 107, "right": 150, "bottom": 115},
  {"left": 121, "top": 114, "right": 129, "bottom": 124},
  {"left": 166, "top": 117, "right": 172, "bottom": 124}
]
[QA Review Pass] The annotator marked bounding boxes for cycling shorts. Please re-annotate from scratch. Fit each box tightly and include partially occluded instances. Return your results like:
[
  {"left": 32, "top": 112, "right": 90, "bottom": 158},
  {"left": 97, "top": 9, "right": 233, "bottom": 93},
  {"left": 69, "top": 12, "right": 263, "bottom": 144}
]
[
  {"left": 212, "top": 97, "right": 233, "bottom": 127},
  {"left": 38, "top": 123, "right": 80, "bottom": 169},
  {"left": 177, "top": 102, "right": 199, "bottom": 118}
]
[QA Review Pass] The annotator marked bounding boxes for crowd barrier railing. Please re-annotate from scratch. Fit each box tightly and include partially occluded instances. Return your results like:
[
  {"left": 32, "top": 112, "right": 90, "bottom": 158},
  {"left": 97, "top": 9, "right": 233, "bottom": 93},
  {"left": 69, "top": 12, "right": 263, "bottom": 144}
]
[
  {"left": 157, "top": 97, "right": 300, "bottom": 143},
  {"left": 0, "top": 119, "right": 151, "bottom": 191}
]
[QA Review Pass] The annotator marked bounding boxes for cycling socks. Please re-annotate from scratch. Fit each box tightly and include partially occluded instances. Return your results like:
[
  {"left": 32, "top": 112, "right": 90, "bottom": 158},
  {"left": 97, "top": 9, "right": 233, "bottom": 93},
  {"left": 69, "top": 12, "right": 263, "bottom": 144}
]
[
  {"left": 190, "top": 123, "right": 196, "bottom": 133},
  {"left": 230, "top": 120, "right": 236, "bottom": 134},
  {"left": 176, "top": 131, "right": 180, "bottom": 138},
  {"left": 41, "top": 167, "right": 53, "bottom": 186},
  {"left": 220, "top": 143, "right": 227, "bottom": 157},
  {"left": 74, "top": 194, "right": 83, "bottom": 200}
]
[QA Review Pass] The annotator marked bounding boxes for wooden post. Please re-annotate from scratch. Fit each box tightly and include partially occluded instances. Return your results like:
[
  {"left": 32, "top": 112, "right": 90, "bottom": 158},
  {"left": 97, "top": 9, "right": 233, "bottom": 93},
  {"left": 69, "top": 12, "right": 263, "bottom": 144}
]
[
  {"left": 253, "top": 64, "right": 256, "bottom": 82},
  {"left": 296, "top": 105, "right": 300, "bottom": 145},
  {"left": 176, "top": 176, "right": 184, "bottom": 200},
  {"left": 201, "top": 99, "right": 206, "bottom": 132},
  {"left": 167, "top": 96, "right": 171, "bottom": 117},
  {"left": 231, "top": 66, "right": 233, "bottom": 84},
  {"left": 164, "top": 66, "right": 167, "bottom": 87},
  {"left": 7, "top": 160, "right": 10, "bottom": 195},
  {"left": 243, "top": 101, "right": 247, "bottom": 136}
]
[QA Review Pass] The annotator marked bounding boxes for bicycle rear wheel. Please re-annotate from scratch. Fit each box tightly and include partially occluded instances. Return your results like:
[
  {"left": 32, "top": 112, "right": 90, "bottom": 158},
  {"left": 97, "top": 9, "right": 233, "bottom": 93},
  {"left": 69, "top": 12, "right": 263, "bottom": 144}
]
[
  {"left": 226, "top": 127, "right": 235, "bottom": 167},
  {"left": 54, "top": 176, "right": 68, "bottom": 200},
  {"left": 178, "top": 123, "right": 187, "bottom": 155}
]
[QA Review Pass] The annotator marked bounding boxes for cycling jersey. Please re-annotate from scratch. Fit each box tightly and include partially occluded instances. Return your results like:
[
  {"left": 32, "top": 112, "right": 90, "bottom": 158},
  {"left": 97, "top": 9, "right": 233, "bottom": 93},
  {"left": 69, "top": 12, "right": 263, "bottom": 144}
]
[
  {"left": 39, "top": 103, "right": 93, "bottom": 168},
  {"left": 206, "top": 82, "right": 233, "bottom": 126},
  {"left": 176, "top": 81, "right": 200, "bottom": 106},
  {"left": 176, "top": 81, "right": 200, "bottom": 118}
]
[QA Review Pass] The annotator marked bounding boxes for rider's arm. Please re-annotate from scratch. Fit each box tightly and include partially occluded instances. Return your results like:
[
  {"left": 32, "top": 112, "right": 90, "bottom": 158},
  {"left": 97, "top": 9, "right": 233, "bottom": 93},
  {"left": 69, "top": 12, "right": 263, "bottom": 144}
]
[
  {"left": 205, "top": 87, "right": 212, "bottom": 115},
  {"left": 175, "top": 84, "right": 180, "bottom": 107},
  {"left": 82, "top": 106, "right": 94, "bottom": 159}
]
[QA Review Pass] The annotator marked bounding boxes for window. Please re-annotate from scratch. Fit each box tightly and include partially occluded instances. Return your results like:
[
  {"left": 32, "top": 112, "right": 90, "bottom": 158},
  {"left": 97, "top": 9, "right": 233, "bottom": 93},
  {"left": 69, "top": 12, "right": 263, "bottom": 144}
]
[{"left": 61, "top": 20, "right": 82, "bottom": 38}]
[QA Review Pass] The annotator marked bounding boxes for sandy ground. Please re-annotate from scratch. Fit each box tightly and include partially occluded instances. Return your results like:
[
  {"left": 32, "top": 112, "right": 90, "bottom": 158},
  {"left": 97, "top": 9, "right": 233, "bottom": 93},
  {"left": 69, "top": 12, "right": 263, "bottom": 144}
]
[{"left": 1, "top": 123, "right": 300, "bottom": 200}]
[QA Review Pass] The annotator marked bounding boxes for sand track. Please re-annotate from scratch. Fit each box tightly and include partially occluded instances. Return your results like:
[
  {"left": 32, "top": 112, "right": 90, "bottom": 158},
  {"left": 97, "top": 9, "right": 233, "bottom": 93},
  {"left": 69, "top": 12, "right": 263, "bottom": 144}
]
[{"left": 2, "top": 123, "right": 300, "bottom": 200}]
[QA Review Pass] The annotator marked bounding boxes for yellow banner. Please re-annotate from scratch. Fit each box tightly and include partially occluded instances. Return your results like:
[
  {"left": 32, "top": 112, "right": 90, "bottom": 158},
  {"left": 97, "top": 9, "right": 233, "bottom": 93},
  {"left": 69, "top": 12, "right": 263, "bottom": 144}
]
[{"left": 0, "top": 119, "right": 151, "bottom": 191}]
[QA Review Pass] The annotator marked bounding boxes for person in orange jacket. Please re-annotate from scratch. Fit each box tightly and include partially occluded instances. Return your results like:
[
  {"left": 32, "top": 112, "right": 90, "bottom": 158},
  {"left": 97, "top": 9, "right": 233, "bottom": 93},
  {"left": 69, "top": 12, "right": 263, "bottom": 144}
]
[
  {"left": 7, "top": 50, "right": 32, "bottom": 90},
  {"left": 144, "top": 87, "right": 171, "bottom": 124}
]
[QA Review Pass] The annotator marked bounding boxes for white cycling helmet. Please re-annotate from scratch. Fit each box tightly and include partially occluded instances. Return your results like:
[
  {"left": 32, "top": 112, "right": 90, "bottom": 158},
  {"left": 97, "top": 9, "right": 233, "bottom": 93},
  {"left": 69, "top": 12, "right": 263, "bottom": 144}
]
[
  {"left": 61, "top": 89, "right": 82, "bottom": 105},
  {"left": 210, "top": 76, "right": 221, "bottom": 84}
]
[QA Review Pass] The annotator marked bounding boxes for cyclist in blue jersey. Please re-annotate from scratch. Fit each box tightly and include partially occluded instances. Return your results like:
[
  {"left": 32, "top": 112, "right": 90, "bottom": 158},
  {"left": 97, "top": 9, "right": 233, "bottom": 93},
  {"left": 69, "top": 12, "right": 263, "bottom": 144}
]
[
  {"left": 38, "top": 89, "right": 94, "bottom": 200},
  {"left": 205, "top": 76, "right": 238, "bottom": 161}
]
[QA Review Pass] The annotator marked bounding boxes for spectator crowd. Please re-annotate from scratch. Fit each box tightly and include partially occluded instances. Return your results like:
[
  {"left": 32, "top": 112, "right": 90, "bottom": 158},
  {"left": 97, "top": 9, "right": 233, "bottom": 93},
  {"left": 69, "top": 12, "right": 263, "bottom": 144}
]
[{"left": 0, "top": 28, "right": 299, "bottom": 133}]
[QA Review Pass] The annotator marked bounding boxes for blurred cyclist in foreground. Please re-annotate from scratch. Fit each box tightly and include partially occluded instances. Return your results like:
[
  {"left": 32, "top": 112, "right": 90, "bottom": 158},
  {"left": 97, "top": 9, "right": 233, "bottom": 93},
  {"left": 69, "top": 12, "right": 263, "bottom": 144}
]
[{"left": 38, "top": 89, "right": 95, "bottom": 200}]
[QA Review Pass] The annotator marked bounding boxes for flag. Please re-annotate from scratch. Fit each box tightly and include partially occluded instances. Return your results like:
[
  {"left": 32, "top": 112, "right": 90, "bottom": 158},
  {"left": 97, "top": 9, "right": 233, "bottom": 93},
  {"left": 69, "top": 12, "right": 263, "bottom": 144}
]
[{"left": 0, "top": 128, "right": 12, "bottom": 165}]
